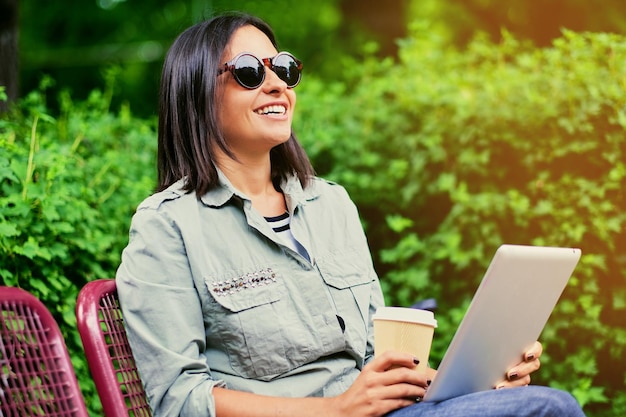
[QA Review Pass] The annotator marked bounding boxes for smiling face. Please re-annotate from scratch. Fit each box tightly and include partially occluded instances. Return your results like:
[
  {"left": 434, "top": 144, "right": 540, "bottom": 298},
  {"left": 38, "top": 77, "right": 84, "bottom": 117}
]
[{"left": 215, "top": 25, "right": 297, "bottom": 161}]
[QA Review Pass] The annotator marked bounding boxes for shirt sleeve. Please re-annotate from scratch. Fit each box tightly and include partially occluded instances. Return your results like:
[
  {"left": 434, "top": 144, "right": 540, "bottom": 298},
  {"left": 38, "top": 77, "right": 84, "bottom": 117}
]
[{"left": 116, "top": 203, "right": 225, "bottom": 417}]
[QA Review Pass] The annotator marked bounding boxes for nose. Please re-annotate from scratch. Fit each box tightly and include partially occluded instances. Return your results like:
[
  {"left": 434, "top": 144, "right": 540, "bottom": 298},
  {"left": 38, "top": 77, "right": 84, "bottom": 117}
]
[{"left": 261, "top": 65, "right": 287, "bottom": 93}]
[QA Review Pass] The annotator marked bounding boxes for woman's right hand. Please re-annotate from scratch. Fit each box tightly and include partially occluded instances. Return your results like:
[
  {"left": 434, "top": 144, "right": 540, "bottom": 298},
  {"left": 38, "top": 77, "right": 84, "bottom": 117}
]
[{"left": 330, "top": 351, "right": 430, "bottom": 417}]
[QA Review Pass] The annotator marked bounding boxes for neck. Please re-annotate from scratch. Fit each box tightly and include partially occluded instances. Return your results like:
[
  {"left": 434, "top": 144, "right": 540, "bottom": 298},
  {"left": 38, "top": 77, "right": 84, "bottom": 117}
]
[{"left": 215, "top": 149, "right": 286, "bottom": 217}]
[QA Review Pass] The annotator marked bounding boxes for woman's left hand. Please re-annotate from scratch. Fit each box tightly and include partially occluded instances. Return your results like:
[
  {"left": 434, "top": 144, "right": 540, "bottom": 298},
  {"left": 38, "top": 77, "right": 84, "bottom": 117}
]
[{"left": 494, "top": 341, "right": 543, "bottom": 389}]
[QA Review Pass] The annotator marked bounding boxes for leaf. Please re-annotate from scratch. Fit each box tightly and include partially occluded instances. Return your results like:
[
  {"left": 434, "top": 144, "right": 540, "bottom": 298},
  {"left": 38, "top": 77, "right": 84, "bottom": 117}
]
[
  {"left": 0, "top": 222, "right": 19, "bottom": 237},
  {"left": 15, "top": 236, "right": 52, "bottom": 261},
  {"left": 386, "top": 214, "right": 414, "bottom": 233}
]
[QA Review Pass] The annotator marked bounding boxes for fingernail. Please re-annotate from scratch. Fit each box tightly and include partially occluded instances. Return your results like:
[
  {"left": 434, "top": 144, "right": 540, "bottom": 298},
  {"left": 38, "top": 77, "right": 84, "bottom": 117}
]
[
  {"left": 496, "top": 384, "right": 505, "bottom": 390},
  {"left": 526, "top": 353, "right": 535, "bottom": 361},
  {"left": 413, "top": 358, "right": 420, "bottom": 365},
  {"left": 427, "top": 379, "right": 432, "bottom": 386},
  {"left": 508, "top": 372, "right": 519, "bottom": 381}
]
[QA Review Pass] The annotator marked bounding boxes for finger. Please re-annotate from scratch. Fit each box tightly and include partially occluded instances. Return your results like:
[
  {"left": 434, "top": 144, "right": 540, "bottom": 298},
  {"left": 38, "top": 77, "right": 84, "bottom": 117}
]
[
  {"left": 494, "top": 374, "right": 531, "bottom": 389},
  {"left": 507, "top": 373, "right": 531, "bottom": 385},
  {"left": 507, "top": 357, "right": 541, "bottom": 381},
  {"left": 376, "top": 365, "right": 430, "bottom": 389},
  {"left": 379, "top": 381, "right": 429, "bottom": 401},
  {"left": 361, "top": 355, "right": 430, "bottom": 390},
  {"left": 370, "top": 350, "right": 422, "bottom": 372},
  {"left": 524, "top": 341, "right": 543, "bottom": 362},
  {"left": 502, "top": 374, "right": 531, "bottom": 388}
]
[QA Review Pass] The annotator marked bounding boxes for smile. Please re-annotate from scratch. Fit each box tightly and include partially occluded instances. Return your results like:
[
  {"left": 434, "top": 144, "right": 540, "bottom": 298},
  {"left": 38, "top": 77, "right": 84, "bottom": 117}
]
[{"left": 255, "top": 105, "right": 286, "bottom": 115}]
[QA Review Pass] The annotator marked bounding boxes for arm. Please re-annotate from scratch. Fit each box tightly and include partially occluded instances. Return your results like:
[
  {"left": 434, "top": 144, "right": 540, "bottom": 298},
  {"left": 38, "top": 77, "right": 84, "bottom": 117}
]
[
  {"left": 117, "top": 204, "right": 224, "bottom": 417},
  {"left": 213, "top": 351, "right": 430, "bottom": 417}
]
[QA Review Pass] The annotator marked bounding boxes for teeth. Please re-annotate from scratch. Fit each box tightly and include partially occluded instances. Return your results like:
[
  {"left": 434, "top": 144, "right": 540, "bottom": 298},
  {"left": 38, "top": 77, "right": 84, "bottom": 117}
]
[{"left": 256, "top": 105, "right": 286, "bottom": 115}]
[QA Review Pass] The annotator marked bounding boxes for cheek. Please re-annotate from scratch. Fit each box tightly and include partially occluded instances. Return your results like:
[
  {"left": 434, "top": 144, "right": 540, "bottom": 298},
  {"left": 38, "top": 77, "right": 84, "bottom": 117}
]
[
  {"left": 214, "top": 87, "right": 228, "bottom": 128},
  {"left": 217, "top": 95, "right": 245, "bottom": 133},
  {"left": 289, "top": 90, "right": 297, "bottom": 113}
]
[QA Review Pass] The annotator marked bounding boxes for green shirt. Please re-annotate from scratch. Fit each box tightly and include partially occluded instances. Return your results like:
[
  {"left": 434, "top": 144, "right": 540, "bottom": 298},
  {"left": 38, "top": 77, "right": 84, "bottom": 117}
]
[{"left": 116, "top": 171, "right": 384, "bottom": 417}]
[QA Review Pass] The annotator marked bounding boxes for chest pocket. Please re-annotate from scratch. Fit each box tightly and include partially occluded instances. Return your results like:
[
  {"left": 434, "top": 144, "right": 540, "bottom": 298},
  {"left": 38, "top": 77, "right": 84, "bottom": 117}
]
[
  {"left": 316, "top": 250, "right": 373, "bottom": 357},
  {"left": 204, "top": 267, "right": 312, "bottom": 380}
]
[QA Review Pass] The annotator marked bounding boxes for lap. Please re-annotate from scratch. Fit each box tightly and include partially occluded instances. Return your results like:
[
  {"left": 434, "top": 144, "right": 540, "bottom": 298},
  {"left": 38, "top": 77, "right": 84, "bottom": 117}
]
[{"left": 386, "top": 386, "right": 585, "bottom": 417}]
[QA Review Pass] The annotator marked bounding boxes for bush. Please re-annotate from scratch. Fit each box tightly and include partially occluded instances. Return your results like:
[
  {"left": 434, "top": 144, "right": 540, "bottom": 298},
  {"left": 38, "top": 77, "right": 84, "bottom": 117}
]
[
  {"left": 0, "top": 73, "right": 157, "bottom": 414},
  {"left": 296, "top": 27, "right": 626, "bottom": 416}
]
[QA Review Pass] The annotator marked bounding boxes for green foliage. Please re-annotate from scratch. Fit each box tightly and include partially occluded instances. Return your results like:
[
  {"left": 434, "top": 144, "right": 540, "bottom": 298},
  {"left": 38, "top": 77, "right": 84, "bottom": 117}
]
[
  {"left": 0, "top": 74, "right": 156, "bottom": 415},
  {"left": 18, "top": 0, "right": 626, "bottom": 118},
  {"left": 406, "top": 0, "right": 626, "bottom": 48},
  {"left": 296, "top": 29, "right": 626, "bottom": 415},
  {"left": 18, "top": 0, "right": 346, "bottom": 117}
]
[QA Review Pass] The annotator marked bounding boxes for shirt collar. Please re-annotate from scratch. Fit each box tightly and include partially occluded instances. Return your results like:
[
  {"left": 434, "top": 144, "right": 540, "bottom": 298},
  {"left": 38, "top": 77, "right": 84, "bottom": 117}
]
[{"left": 198, "top": 167, "right": 320, "bottom": 209}]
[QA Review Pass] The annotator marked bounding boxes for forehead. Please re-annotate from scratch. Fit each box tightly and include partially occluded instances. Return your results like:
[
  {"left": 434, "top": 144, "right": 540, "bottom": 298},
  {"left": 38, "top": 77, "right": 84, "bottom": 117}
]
[{"left": 224, "top": 25, "right": 278, "bottom": 61}]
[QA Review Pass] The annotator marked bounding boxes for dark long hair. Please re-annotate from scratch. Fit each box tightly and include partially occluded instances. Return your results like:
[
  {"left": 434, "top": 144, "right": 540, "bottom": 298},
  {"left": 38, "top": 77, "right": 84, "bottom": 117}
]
[{"left": 156, "top": 12, "right": 314, "bottom": 195}]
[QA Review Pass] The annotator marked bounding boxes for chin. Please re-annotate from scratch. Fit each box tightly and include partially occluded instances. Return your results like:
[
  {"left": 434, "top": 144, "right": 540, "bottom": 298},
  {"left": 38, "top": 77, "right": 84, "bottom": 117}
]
[{"left": 269, "top": 129, "right": 292, "bottom": 144}]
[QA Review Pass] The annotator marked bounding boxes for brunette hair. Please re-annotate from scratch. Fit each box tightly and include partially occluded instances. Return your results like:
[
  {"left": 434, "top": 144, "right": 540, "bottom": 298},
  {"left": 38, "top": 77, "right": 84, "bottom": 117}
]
[{"left": 156, "top": 12, "right": 314, "bottom": 195}]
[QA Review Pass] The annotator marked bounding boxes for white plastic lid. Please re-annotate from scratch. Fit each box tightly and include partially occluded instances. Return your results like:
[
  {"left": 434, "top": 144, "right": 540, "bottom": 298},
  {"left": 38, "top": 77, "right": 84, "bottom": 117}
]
[{"left": 373, "top": 306, "right": 437, "bottom": 328}]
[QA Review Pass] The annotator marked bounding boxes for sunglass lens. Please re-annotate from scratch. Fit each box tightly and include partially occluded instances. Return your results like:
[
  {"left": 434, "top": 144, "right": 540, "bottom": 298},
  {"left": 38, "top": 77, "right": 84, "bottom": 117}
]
[
  {"left": 273, "top": 54, "right": 301, "bottom": 87},
  {"left": 234, "top": 55, "right": 264, "bottom": 88}
]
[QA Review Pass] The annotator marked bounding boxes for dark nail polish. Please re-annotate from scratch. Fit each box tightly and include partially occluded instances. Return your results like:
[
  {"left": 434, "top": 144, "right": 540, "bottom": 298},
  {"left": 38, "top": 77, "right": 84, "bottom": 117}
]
[
  {"left": 427, "top": 379, "right": 432, "bottom": 386},
  {"left": 526, "top": 353, "right": 535, "bottom": 361},
  {"left": 508, "top": 372, "right": 519, "bottom": 381},
  {"left": 413, "top": 358, "right": 420, "bottom": 365}
]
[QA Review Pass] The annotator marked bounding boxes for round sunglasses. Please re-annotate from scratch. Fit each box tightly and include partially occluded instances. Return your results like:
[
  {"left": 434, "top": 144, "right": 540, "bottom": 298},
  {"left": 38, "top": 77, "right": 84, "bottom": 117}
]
[{"left": 217, "top": 52, "right": 303, "bottom": 89}]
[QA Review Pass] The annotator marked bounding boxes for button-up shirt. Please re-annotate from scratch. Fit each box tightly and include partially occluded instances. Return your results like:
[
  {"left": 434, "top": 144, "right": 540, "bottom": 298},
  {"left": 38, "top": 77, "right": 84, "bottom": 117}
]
[{"left": 116, "top": 170, "right": 384, "bottom": 417}]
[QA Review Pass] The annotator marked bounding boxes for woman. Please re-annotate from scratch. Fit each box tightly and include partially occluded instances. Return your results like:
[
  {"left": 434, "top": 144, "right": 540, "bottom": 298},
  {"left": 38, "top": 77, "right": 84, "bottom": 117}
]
[{"left": 116, "top": 12, "right": 586, "bottom": 417}]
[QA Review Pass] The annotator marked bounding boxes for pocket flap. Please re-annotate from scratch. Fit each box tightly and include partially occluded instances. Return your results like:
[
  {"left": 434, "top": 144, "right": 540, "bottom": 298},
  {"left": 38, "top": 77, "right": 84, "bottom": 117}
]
[
  {"left": 206, "top": 267, "right": 282, "bottom": 312},
  {"left": 316, "top": 251, "right": 372, "bottom": 289}
]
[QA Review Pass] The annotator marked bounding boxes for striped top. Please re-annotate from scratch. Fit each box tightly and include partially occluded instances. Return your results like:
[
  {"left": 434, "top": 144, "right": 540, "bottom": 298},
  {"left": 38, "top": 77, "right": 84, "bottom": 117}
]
[{"left": 265, "top": 212, "right": 310, "bottom": 261}]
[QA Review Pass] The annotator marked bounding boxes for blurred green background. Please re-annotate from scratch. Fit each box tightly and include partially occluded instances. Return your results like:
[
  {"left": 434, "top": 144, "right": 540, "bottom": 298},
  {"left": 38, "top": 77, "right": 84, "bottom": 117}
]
[
  {"left": 2, "top": 0, "right": 626, "bottom": 416},
  {"left": 13, "top": 0, "right": 626, "bottom": 116}
]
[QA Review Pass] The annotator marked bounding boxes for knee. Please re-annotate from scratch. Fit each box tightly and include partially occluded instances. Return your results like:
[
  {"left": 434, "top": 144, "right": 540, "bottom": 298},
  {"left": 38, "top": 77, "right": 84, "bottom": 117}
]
[{"left": 525, "top": 386, "right": 585, "bottom": 417}]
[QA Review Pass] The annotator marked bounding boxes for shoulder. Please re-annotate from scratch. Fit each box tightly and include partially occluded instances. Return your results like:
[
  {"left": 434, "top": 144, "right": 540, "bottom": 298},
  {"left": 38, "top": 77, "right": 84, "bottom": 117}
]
[
  {"left": 305, "top": 177, "right": 358, "bottom": 215},
  {"left": 308, "top": 176, "right": 351, "bottom": 199},
  {"left": 129, "top": 181, "right": 201, "bottom": 234},
  {"left": 136, "top": 180, "right": 196, "bottom": 212}
]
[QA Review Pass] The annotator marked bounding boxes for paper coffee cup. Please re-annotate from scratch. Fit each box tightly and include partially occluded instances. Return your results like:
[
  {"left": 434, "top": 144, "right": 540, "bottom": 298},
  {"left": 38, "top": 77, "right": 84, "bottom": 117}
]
[{"left": 373, "top": 306, "right": 437, "bottom": 372}]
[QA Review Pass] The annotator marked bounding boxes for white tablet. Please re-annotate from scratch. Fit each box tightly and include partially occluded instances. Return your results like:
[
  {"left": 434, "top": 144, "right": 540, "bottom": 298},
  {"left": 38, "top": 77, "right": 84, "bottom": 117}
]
[{"left": 423, "top": 244, "right": 581, "bottom": 402}]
